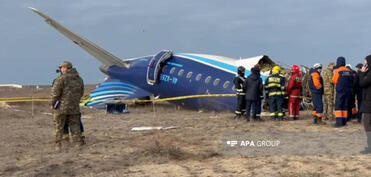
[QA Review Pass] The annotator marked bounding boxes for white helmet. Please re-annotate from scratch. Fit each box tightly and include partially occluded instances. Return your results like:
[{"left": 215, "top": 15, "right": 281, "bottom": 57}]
[
  {"left": 313, "top": 63, "right": 322, "bottom": 69},
  {"left": 346, "top": 64, "right": 352, "bottom": 69}
]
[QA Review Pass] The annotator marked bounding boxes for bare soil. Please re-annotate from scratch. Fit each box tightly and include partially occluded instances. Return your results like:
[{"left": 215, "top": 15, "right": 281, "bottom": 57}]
[{"left": 0, "top": 86, "right": 371, "bottom": 177}]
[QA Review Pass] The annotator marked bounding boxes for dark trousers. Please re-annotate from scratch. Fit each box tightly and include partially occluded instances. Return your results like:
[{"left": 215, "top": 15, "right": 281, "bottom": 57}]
[
  {"left": 335, "top": 91, "right": 350, "bottom": 126},
  {"left": 256, "top": 99, "right": 262, "bottom": 118},
  {"left": 357, "top": 91, "right": 363, "bottom": 120},
  {"left": 362, "top": 113, "right": 371, "bottom": 149},
  {"left": 312, "top": 93, "right": 323, "bottom": 118},
  {"left": 269, "top": 96, "right": 284, "bottom": 119},
  {"left": 235, "top": 94, "right": 246, "bottom": 115},
  {"left": 246, "top": 100, "right": 259, "bottom": 120},
  {"left": 347, "top": 93, "right": 357, "bottom": 121}
]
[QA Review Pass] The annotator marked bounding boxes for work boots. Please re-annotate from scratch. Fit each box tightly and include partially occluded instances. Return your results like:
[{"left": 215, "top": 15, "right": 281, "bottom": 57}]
[
  {"left": 234, "top": 114, "right": 241, "bottom": 120},
  {"left": 313, "top": 116, "right": 319, "bottom": 124}
]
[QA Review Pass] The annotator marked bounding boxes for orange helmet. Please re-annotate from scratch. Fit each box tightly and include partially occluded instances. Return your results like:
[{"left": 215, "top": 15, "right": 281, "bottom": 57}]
[{"left": 291, "top": 65, "right": 300, "bottom": 73}]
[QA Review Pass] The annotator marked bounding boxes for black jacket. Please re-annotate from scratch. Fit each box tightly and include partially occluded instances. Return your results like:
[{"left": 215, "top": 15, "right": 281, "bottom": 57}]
[
  {"left": 245, "top": 67, "right": 263, "bottom": 101},
  {"left": 360, "top": 59, "right": 371, "bottom": 113}
]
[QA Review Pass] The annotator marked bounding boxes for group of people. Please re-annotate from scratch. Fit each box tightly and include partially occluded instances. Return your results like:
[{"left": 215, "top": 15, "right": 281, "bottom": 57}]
[
  {"left": 233, "top": 64, "right": 301, "bottom": 122},
  {"left": 234, "top": 56, "right": 371, "bottom": 125},
  {"left": 234, "top": 55, "right": 371, "bottom": 151}
]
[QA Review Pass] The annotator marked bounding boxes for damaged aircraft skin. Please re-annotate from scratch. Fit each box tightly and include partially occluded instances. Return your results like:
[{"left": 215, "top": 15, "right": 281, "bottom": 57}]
[{"left": 30, "top": 7, "right": 281, "bottom": 112}]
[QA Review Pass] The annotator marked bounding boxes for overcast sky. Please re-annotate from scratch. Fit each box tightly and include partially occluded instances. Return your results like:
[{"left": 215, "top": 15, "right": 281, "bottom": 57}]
[{"left": 1, "top": 0, "right": 371, "bottom": 85}]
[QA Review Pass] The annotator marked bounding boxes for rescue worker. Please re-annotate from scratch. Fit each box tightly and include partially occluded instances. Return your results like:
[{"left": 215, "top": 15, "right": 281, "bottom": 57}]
[
  {"left": 51, "top": 61, "right": 84, "bottom": 152},
  {"left": 332, "top": 57, "right": 354, "bottom": 127},
  {"left": 309, "top": 63, "right": 324, "bottom": 124},
  {"left": 355, "top": 63, "right": 363, "bottom": 123},
  {"left": 233, "top": 66, "right": 246, "bottom": 119},
  {"left": 346, "top": 64, "right": 357, "bottom": 122},
  {"left": 322, "top": 62, "right": 335, "bottom": 120},
  {"left": 265, "top": 66, "right": 286, "bottom": 120},
  {"left": 287, "top": 65, "right": 302, "bottom": 120},
  {"left": 245, "top": 66, "right": 263, "bottom": 121},
  {"left": 359, "top": 55, "right": 371, "bottom": 153},
  {"left": 254, "top": 64, "right": 264, "bottom": 120}
]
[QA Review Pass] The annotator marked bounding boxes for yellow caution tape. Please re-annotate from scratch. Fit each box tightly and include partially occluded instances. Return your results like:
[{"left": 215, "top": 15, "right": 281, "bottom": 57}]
[
  {"left": 0, "top": 94, "right": 311, "bottom": 104},
  {"left": 0, "top": 94, "right": 236, "bottom": 104},
  {"left": 0, "top": 96, "right": 50, "bottom": 100}
]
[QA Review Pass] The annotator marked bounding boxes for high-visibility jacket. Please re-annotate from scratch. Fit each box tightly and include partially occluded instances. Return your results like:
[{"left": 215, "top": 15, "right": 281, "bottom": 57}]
[
  {"left": 265, "top": 73, "right": 285, "bottom": 97},
  {"left": 233, "top": 75, "right": 246, "bottom": 95},
  {"left": 332, "top": 66, "right": 354, "bottom": 93},
  {"left": 309, "top": 68, "right": 324, "bottom": 94},
  {"left": 287, "top": 72, "right": 302, "bottom": 98}
]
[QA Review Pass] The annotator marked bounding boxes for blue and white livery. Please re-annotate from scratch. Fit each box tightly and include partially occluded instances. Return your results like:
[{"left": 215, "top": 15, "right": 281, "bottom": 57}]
[{"left": 30, "top": 7, "right": 275, "bottom": 112}]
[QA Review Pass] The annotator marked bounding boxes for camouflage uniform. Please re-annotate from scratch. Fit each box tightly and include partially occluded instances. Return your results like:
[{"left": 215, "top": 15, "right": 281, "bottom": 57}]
[
  {"left": 51, "top": 62, "right": 84, "bottom": 150},
  {"left": 323, "top": 63, "right": 335, "bottom": 120}
]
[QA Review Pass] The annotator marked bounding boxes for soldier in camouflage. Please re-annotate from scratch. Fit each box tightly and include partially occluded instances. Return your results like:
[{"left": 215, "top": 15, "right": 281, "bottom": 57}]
[
  {"left": 323, "top": 62, "right": 335, "bottom": 120},
  {"left": 51, "top": 61, "right": 84, "bottom": 152}
]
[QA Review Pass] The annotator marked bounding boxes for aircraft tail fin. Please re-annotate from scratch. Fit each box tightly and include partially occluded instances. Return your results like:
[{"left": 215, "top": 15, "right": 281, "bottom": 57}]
[{"left": 28, "top": 7, "right": 129, "bottom": 69}]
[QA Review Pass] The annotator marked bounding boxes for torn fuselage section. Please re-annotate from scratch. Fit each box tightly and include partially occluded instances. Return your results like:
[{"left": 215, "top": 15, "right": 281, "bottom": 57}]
[{"left": 146, "top": 50, "right": 173, "bottom": 85}]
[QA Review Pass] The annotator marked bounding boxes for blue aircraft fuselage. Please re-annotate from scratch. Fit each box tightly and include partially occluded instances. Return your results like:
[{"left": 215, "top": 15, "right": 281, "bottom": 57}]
[{"left": 99, "top": 53, "right": 267, "bottom": 112}]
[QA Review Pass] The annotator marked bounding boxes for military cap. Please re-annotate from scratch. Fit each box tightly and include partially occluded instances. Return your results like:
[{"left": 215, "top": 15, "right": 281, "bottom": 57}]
[
  {"left": 59, "top": 61, "right": 73, "bottom": 69},
  {"left": 328, "top": 62, "right": 335, "bottom": 67},
  {"left": 356, "top": 63, "right": 363, "bottom": 69}
]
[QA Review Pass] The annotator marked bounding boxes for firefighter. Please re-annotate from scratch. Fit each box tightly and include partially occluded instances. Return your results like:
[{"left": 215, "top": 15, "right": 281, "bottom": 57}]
[
  {"left": 265, "top": 66, "right": 286, "bottom": 120},
  {"left": 233, "top": 66, "right": 246, "bottom": 119},
  {"left": 287, "top": 65, "right": 302, "bottom": 120},
  {"left": 309, "top": 63, "right": 324, "bottom": 124},
  {"left": 332, "top": 57, "right": 354, "bottom": 127}
]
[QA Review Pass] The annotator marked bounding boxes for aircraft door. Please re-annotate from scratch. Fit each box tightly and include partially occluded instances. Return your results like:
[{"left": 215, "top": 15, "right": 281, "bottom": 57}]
[{"left": 146, "top": 50, "right": 173, "bottom": 85}]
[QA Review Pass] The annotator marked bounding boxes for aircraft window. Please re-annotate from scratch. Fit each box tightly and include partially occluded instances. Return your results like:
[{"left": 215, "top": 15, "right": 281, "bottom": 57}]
[
  {"left": 170, "top": 67, "right": 176, "bottom": 75},
  {"left": 223, "top": 81, "right": 230, "bottom": 88},
  {"left": 162, "top": 65, "right": 168, "bottom": 73},
  {"left": 196, "top": 74, "right": 202, "bottom": 81},
  {"left": 205, "top": 76, "right": 212, "bottom": 84},
  {"left": 186, "top": 72, "right": 193, "bottom": 79},
  {"left": 178, "top": 69, "right": 184, "bottom": 77},
  {"left": 213, "top": 78, "right": 220, "bottom": 86}
]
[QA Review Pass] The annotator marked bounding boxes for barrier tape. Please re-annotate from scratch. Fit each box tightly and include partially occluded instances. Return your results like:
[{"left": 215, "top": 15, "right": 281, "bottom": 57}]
[
  {"left": 0, "top": 94, "right": 236, "bottom": 104},
  {"left": 0, "top": 96, "right": 50, "bottom": 100},
  {"left": 0, "top": 94, "right": 312, "bottom": 104}
]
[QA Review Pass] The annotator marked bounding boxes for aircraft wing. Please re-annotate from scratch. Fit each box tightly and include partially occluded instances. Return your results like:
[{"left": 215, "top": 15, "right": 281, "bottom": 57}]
[{"left": 29, "top": 7, "right": 129, "bottom": 69}]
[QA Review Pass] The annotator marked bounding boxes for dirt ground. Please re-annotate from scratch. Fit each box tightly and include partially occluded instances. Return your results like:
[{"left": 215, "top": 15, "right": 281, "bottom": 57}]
[{"left": 1, "top": 86, "right": 371, "bottom": 177}]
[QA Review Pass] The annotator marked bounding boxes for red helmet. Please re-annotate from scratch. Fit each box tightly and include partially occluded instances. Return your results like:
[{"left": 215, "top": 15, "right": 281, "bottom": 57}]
[{"left": 291, "top": 65, "right": 300, "bottom": 73}]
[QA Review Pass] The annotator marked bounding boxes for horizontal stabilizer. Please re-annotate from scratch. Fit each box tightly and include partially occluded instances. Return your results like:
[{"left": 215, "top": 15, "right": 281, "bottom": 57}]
[{"left": 29, "top": 7, "right": 129, "bottom": 69}]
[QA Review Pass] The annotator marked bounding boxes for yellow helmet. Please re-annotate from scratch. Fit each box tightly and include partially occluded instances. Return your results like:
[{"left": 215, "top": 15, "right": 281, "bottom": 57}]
[{"left": 272, "top": 65, "right": 281, "bottom": 73}]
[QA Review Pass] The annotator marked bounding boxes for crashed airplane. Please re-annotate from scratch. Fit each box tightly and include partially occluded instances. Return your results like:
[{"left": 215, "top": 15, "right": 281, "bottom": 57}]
[{"left": 30, "top": 7, "right": 309, "bottom": 112}]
